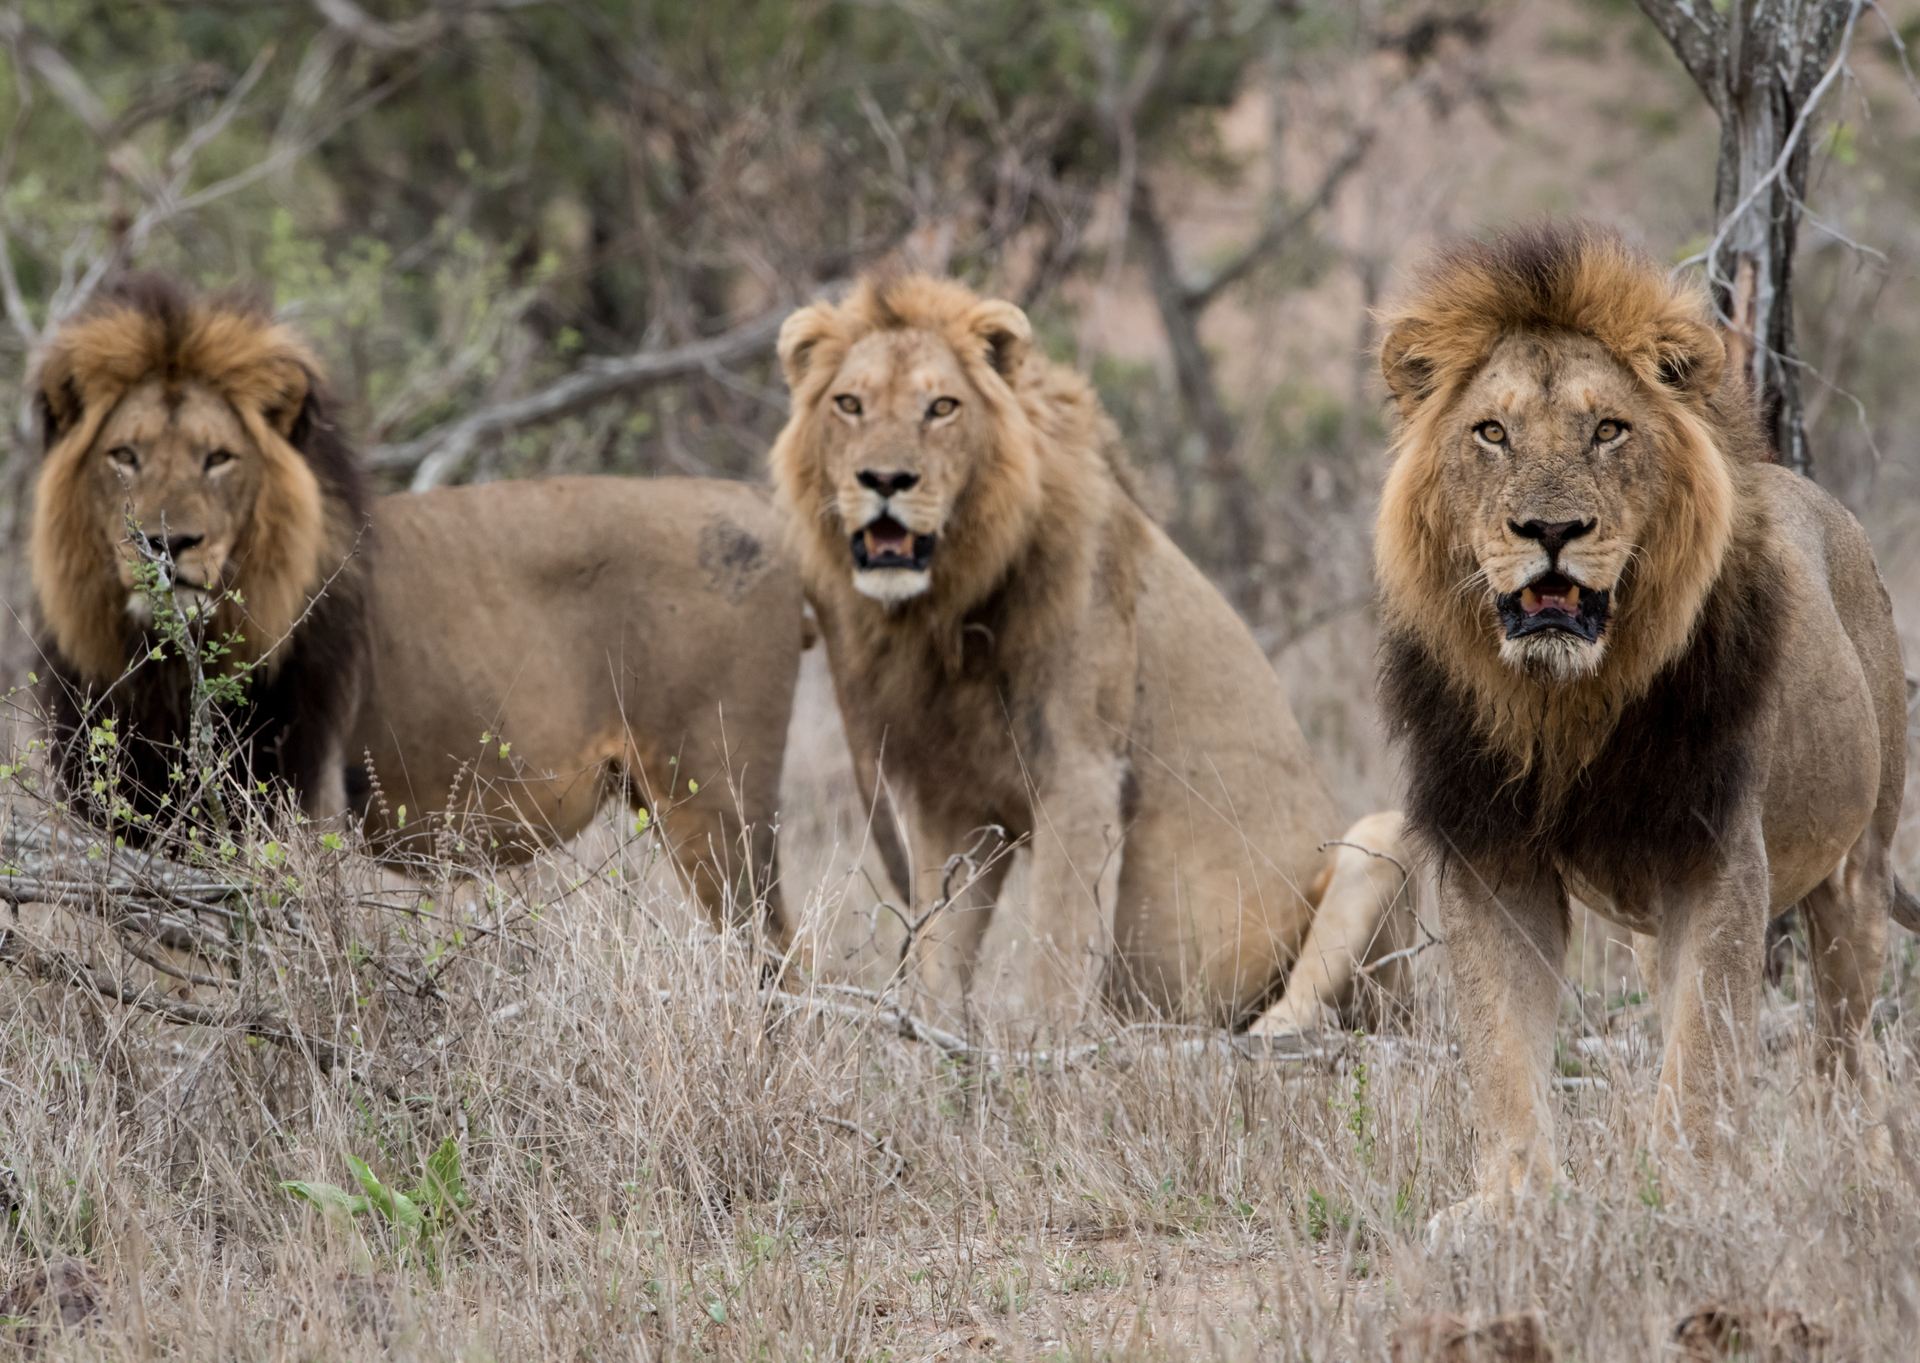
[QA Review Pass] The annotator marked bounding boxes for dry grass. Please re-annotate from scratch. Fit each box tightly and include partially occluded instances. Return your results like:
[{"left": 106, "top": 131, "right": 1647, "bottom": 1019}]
[{"left": 0, "top": 673, "right": 1917, "bottom": 1363}]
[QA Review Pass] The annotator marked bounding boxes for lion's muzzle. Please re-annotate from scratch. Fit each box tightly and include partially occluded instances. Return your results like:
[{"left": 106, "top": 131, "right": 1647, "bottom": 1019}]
[
  {"left": 850, "top": 513, "right": 935, "bottom": 574},
  {"left": 849, "top": 511, "right": 936, "bottom": 604},
  {"left": 1497, "top": 570, "right": 1610, "bottom": 644}
]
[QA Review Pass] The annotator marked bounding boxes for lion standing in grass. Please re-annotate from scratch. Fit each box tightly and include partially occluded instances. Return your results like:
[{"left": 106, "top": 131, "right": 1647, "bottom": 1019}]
[
  {"left": 1373, "top": 223, "right": 1919, "bottom": 1229},
  {"left": 29, "top": 277, "right": 802, "bottom": 943},
  {"left": 769, "top": 274, "right": 1414, "bottom": 1025}
]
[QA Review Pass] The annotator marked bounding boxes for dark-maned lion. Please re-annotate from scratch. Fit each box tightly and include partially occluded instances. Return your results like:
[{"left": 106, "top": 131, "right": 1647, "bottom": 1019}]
[
  {"left": 1372, "top": 223, "right": 1919, "bottom": 1231},
  {"left": 769, "top": 273, "right": 1415, "bottom": 1025},
  {"left": 30, "top": 278, "right": 801, "bottom": 941}
]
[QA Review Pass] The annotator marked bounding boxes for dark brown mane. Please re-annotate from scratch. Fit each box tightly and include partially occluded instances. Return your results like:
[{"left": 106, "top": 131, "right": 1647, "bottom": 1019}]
[
  {"left": 30, "top": 273, "right": 372, "bottom": 830},
  {"left": 1380, "top": 478, "right": 1783, "bottom": 893}
]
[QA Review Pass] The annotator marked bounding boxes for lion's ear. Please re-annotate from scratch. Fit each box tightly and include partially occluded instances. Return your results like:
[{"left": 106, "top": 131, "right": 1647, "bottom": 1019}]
[
  {"left": 1655, "top": 320, "right": 1724, "bottom": 398},
  {"left": 37, "top": 372, "right": 83, "bottom": 452},
  {"left": 965, "top": 300, "right": 1030, "bottom": 380},
  {"left": 259, "top": 361, "right": 315, "bottom": 438},
  {"left": 1380, "top": 323, "right": 1438, "bottom": 414},
  {"left": 778, "top": 304, "right": 841, "bottom": 393}
]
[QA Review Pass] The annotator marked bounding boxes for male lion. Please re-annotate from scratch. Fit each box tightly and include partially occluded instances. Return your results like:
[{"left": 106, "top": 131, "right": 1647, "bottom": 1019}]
[
  {"left": 1373, "top": 223, "right": 1919, "bottom": 1226},
  {"left": 769, "top": 273, "right": 1415, "bottom": 1024},
  {"left": 30, "top": 277, "right": 800, "bottom": 940}
]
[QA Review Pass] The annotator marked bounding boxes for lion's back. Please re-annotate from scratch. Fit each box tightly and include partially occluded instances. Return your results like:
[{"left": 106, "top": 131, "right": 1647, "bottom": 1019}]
[{"left": 353, "top": 476, "right": 805, "bottom": 834}]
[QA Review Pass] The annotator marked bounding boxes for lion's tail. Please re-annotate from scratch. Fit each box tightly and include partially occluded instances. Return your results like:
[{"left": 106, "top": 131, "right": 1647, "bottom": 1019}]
[{"left": 1894, "top": 877, "right": 1920, "bottom": 936}]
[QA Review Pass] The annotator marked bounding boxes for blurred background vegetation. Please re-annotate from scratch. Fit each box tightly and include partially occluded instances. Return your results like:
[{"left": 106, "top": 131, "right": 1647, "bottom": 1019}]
[{"left": 0, "top": 0, "right": 1916, "bottom": 815}]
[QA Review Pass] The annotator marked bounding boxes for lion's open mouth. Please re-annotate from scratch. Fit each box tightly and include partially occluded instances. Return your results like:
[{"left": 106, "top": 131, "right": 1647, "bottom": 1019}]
[
  {"left": 1496, "top": 570, "right": 1610, "bottom": 644},
  {"left": 850, "top": 514, "right": 935, "bottom": 573}
]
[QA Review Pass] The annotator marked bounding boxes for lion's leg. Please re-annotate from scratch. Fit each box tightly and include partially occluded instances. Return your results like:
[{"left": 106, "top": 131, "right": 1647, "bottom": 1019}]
[
  {"left": 904, "top": 808, "right": 1016, "bottom": 1013},
  {"left": 1247, "top": 811, "right": 1414, "bottom": 1036},
  {"left": 1438, "top": 859, "right": 1567, "bottom": 1211},
  {"left": 852, "top": 745, "right": 913, "bottom": 906},
  {"left": 1647, "top": 824, "right": 1768, "bottom": 1162},
  {"left": 1024, "top": 753, "right": 1128, "bottom": 1021},
  {"left": 1801, "top": 842, "right": 1890, "bottom": 1084}
]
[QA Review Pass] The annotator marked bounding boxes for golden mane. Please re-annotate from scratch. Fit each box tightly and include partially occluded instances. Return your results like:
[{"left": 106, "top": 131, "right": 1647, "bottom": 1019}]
[
  {"left": 769, "top": 273, "right": 1124, "bottom": 669},
  {"left": 31, "top": 277, "right": 345, "bottom": 683},
  {"left": 1373, "top": 224, "right": 1762, "bottom": 787}
]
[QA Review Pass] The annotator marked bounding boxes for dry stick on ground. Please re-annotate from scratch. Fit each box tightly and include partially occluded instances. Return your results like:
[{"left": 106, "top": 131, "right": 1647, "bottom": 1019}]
[
  {"left": 0, "top": 925, "right": 405, "bottom": 1102},
  {"left": 753, "top": 981, "right": 1420, "bottom": 1074}
]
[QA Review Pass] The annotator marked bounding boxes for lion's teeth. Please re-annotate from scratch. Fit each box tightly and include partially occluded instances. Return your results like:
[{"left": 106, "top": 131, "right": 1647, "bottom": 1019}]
[
  {"left": 1565, "top": 585, "right": 1580, "bottom": 608},
  {"left": 1521, "top": 587, "right": 1538, "bottom": 613}
]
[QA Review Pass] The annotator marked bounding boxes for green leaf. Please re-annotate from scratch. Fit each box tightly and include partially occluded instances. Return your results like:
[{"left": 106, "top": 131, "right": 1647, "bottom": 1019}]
[
  {"left": 347, "top": 1155, "right": 425, "bottom": 1233},
  {"left": 281, "top": 1181, "right": 371, "bottom": 1218},
  {"left": 420, "top": 1137, "right": 471, "bottom": 1213}
]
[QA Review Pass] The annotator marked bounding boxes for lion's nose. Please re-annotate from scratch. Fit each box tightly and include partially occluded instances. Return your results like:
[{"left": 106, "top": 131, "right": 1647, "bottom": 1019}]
[
  {"left": 1509, "top": 518, "right": 1595, "bottom": 557},
  {"left": 141, "top": 532, "right": 203, "bottom": 562},
  {"left": 857, "top": 470, "right": 920, "bottom": 497}
]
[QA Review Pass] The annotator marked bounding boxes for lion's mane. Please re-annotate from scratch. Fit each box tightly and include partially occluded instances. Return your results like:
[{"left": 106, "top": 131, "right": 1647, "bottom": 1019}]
[
  {"left": 1374, "top": 224, "right": 1782, "bottom": 889},
  {"left": 31, "top": 275, "right": 369, "bottom": 817}
]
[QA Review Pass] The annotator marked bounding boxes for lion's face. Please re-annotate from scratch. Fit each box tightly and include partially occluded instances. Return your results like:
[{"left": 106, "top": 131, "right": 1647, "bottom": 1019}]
[
  {"left": 811, "top": 328, "right": 1003, "bottom": 604},
  {"left": 86, "top": 380, "right": 265, "bottom": 623},
  {"left": 1441, "top": 332, "right": 1669, "bottom": 682}
]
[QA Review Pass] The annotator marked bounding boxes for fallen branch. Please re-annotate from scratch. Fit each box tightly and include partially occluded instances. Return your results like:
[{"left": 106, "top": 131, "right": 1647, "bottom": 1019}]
[
  {"left": 0, "top": 927, "right": 402, "bottom": 1101},
  {"left": 766, "top": 983, "right": 1261, "bottom": 1073},
  {"left": 0, "top": 820, "right": 253, "bottom": 937}
]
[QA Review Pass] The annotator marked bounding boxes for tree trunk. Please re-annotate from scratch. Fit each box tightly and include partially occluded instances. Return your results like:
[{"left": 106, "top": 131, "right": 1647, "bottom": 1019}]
[
  {"left": 1636, "top": 0, "right": 1859, "bottom": 475},
  {"left": 1129, "top": 179, "right": 1264, "bottom": 614}
]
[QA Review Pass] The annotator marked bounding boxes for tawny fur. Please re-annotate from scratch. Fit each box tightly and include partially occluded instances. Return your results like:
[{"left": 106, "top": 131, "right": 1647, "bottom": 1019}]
[
  {"left": 1375, "top": 223, "right": 1766, "bottom": 796},
  {"left": 771, "top": 273, "right": 1415, "bottom": 1025},
  {"left": 33, "top": 290, "right": 338, "bottom": 683},
  {"left": 1376, "top": 222, "right": 1911, "bottom": 1226},
  {"left": 29, "top": 282, "right": 804, "bottom": 949}
]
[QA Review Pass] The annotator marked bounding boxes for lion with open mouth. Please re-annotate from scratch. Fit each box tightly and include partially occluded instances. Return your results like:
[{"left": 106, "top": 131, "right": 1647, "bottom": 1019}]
[
  {"left": 770, "top": 273, "right": 1417, "bottom": 1027},
  {"left": 1373, "top": 222, "right": 1920, "bottom": 1236}
]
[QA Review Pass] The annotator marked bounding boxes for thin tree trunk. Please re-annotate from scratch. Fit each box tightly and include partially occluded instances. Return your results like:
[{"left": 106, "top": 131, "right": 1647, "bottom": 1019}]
[
  {"left": 1129, "top": 179, "right": 1263, "bottom": 613},
  {"left": 1637, "top": 0, "right": 1858, "bottom": 476}
]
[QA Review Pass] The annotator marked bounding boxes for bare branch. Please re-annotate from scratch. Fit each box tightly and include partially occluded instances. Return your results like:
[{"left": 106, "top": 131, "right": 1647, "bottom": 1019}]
[
  {"left": 1183, "top": 119, "right": 1378, "bottom": 312},
  {"left": 0, "top": 927, "right": 402, "bottom": 1099},
  {"left": 372, "top": 305, "right": 801, "bottom": 488},
  {"left": 0, "top": 8, "right": 108, "bottom": 139}
]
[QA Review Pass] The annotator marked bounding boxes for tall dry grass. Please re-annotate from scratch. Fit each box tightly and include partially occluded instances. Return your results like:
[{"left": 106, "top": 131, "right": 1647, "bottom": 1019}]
[{"left": 0, "top": 678, "right": 1916, "bottom": 1362}]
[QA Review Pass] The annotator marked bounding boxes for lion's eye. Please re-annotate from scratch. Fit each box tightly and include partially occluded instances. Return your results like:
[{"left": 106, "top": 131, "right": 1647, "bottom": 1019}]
[
  {"left": 107, "top": 446, "right": 138, "bottom": 472},
  {"left": 833, "top": 394, "right": 862, "bottom": 417},
  {"left": 1475, "top": 421, "right": 1506, "bottom": 444},
  {"left": 926, "top": 396, "right": 959, "bottom": 420},
  {"left": 1594, "top": 419, "right": 1626, "bottom": 443},
  {"left": 204, "top": 449, "right": 234, "bottom": 472}
]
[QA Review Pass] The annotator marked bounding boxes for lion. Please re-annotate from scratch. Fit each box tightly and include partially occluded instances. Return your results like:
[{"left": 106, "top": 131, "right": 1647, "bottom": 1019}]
[
  {"left": 30, "top": 277, "right": 802, "bottom": 942},
  {"left": 1372, "top": 222, "right": 1920, "bottom": 1228},
  {"left": 768, "top": 273, "right": 1416, "bottom": 1026}
]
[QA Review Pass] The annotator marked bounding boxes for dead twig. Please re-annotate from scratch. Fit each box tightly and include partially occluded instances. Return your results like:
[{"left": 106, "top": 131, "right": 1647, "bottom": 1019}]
[{"left": 0, "top": 926, "right": 401, "bottom": 1101}]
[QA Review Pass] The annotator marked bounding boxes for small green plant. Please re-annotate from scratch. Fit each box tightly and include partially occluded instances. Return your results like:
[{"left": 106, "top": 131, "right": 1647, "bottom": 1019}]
[
  {"left": 1635, "top": 1147, "right": 1664, "bottom": 1211},
  {"left": 1335, "top": 1047, "right": 1376, "bottom": 1167},
  {"left": 282, "top": 1137, "right": 471, "bottom": 1276},
  {"left": 1304, "top": 1188, "right": 1353, "bottom": 1242}
]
